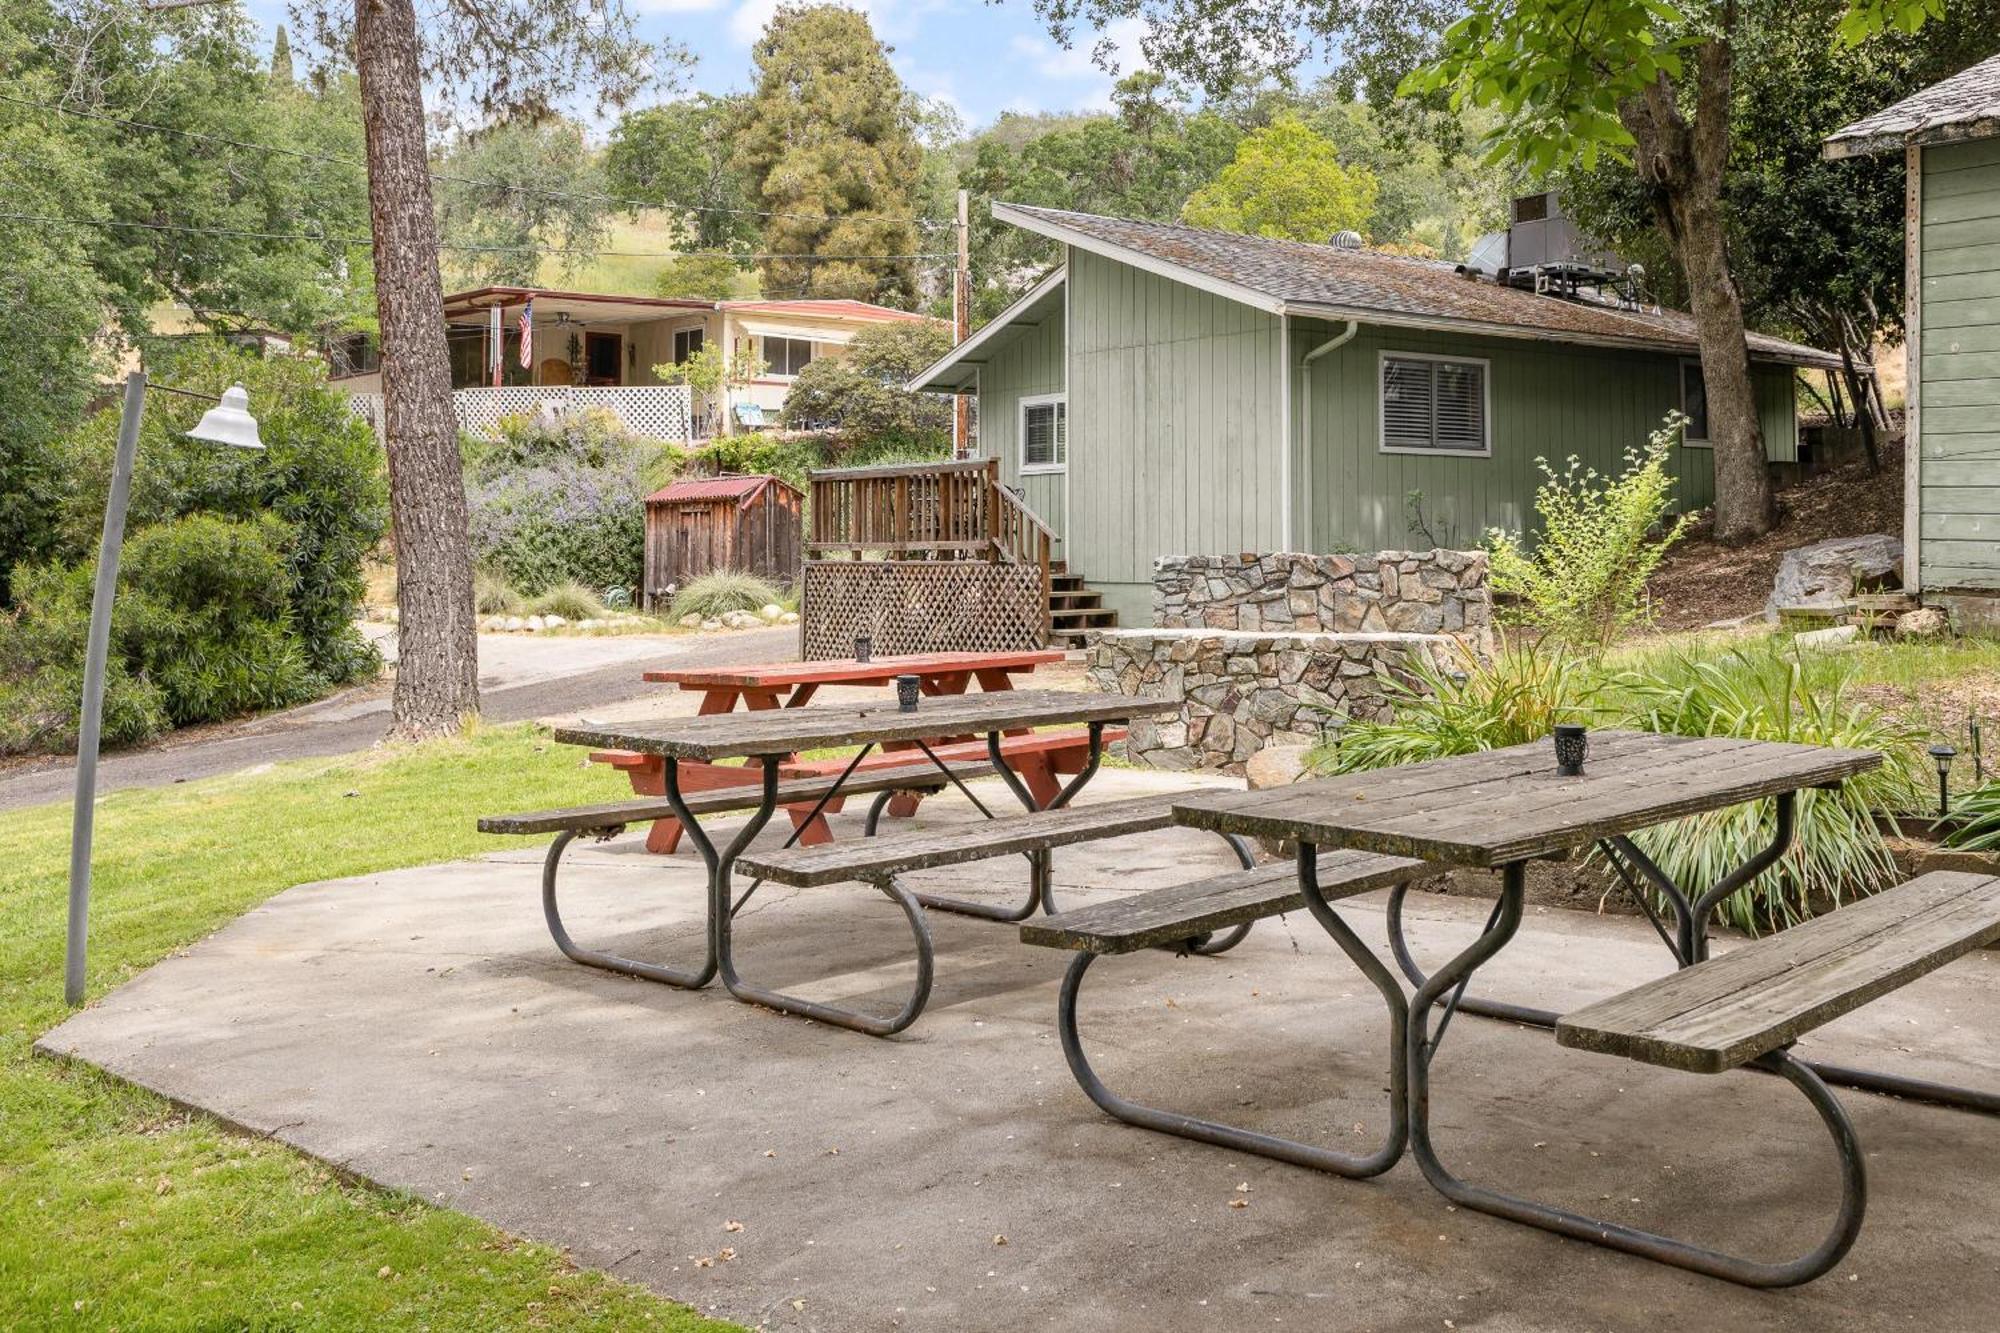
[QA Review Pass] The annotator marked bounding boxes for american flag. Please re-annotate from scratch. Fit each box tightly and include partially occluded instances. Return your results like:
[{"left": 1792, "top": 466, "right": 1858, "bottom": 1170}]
[{"left": 517, "top": 300, "right": 533, "bottom": 370}]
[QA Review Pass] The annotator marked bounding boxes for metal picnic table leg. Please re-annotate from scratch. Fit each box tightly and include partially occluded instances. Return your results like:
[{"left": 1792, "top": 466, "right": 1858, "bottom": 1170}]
[
  {"left": 540, "top": 826, "right": 719, "bottom": 988},
  {"left": 1053, "top": 841, "right": 1410, "bottom": 1176},
  {"left": 1403, "top": 862, "right": 1868, "bottom": 1289},
  {"left": 678, "top": 753, "right": 935, "bottom": 1037}
]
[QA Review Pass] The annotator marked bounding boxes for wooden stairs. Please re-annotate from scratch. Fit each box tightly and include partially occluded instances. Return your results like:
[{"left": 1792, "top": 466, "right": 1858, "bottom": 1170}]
[{"left": 1048, "top": 560, "right": 1118, "bottom": 646}]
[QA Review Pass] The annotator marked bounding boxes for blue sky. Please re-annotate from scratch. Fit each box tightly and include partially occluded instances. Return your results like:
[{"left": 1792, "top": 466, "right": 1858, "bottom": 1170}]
[{"left": 241, "top": 0, "right": 1156, "bottom": 134}]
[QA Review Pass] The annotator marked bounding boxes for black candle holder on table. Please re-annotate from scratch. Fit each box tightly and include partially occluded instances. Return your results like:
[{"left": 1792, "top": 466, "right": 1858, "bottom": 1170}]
[
  {"left": 895, "top": 674, "right": 921, "bottom": 712},
  {"left": 1553, "top": 724, "right": 1589, "bottom": 777}
]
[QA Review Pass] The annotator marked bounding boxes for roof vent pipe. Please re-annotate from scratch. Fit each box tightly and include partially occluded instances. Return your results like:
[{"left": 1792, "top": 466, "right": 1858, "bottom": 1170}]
[{"left": 1330, "top": 230, "right": 1364, "bottom": 250}]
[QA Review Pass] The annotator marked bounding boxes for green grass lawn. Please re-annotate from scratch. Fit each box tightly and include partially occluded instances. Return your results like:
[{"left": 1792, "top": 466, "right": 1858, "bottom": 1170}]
[{"left": 0, "top": 723, "right": 745, "bottom": 1332}]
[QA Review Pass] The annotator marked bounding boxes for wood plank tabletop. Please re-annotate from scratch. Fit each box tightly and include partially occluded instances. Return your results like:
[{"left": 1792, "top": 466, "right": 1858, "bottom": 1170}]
[
  {"left": 555, "top": 688, "right": 1174, "bottom": 761},
  {"left": 643, "top": 650, "right": 1067, "bottom": 688},
  {"left": 1172, "top": 730, "right": 1883, "bottom": 867}
]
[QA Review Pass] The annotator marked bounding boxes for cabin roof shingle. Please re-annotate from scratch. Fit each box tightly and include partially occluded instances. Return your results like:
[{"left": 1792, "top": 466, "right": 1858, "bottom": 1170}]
[
  {"left": 993, "top": 203, "right": 1843, "bottom": 369},
  {"left": 1825, "top": 51, "right": 2000, "bottom": 157}
]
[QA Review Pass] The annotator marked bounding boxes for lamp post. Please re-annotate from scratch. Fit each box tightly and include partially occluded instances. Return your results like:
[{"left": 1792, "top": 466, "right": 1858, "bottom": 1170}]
[
  {"left": 65, "top": 370, "right": 262, "bottom": 1006},
  {"left": 1928, "top": 742, "right": 1957, "bottom": 822}
]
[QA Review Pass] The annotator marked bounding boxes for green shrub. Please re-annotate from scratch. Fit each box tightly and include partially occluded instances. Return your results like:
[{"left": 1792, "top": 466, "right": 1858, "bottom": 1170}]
[
  {"left": 465, "top": 410, "right": 654, "bottom": 597},
  {"left": 779, "top": 322, "right": 954, "bottom": 447},
  {"left": 1606, "top": 637, "right": 1927, "bottom": 932},
  {"left": 474, "top": 569, "right": 526, "bottom": 616},
  {"left": 529, "top": 580, "right": 608, "bottom": 621},
  {"left": 1316, "top": 636, "right": 1604, "bottom": 774},
  {"left": 50, "top": 343, "right": 387, "bottom": 686},
  {"left": 1485, "top": 416, "right": 1692, "bottom": 656},
  {"left": 1324, "top": 633, "right": 1927, "bottom": 934},
  {"left": 0, "top": 515, "right": 323, "bottom": 753},
  {"left": 669, "top": 571, "right": 782, "bottom": 621},
  {"left": 1945, "top": 782, "right": 2000, "bottom": 851}
]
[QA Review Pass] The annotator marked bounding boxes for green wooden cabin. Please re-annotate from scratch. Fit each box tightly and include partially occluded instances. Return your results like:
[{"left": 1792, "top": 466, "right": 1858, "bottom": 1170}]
[
  {"left": 914, "top": 204, "right": 1839, "bottom": 624},
  {"left": 1828, "top": 51, "right": 2000, "bottom": 621}
]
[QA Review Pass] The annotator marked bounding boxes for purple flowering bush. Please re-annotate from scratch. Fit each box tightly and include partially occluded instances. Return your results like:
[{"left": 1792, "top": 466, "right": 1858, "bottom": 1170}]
[{"left": 465, "top": 410, "right": 652, "bottom": 597}]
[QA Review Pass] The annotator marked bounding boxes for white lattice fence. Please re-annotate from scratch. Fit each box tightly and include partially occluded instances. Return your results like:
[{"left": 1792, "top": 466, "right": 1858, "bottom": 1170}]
[
  {"left": 450, "top": 386, "right": 693, "bottom": 442},
  {"left": 801, "top": 560, "right": 1048, "bottom": 659},
  {"left": 346, "top": 392, "right": 384, "bottom": 435}
]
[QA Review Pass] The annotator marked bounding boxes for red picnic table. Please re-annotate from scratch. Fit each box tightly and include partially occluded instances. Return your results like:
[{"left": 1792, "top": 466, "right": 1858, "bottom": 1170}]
[{"left": 592, "top": 649, "right": 1101, "bottom": 852}]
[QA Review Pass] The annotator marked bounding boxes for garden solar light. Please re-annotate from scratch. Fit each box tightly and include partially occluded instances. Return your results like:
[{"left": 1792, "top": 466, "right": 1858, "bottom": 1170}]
[
  {"left": 66, "top": 372, "right": 261, "bottom": 1006},
  {"left": 1929, "top": 742, "right": 1957, "bottom": 819}
]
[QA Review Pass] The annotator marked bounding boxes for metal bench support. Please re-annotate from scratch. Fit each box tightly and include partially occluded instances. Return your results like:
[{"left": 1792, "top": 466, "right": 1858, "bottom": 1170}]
[
  {"left": 1404, "top": 863, "right": 1869, "bottom": 1289},
  {"left": 541, "top": 826, "right": 718, "bottom": 989},
  {"left": 1052, "top": 843, "right": 1409, "bottom": 1177}
]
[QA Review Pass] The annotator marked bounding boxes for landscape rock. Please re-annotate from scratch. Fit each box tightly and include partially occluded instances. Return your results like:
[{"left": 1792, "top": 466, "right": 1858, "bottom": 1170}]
[
  {"left": 1245, "top": 744, "right": 1313, "bottom": 790},
  {"left": 1896, "top": 607, "right": 1950, "bottom": 639},
  {"left": 1794, "top": 624, "right": 1861, "bottom": 651},
  {"left": 779, "top": 611, "right": 800, "bottom": 625},
  {"left": 701, "top": 618, "right": 722, "bottom": 631},
  {"left": 761, "top": 603, "right": 785, "bottom": 620},
  {"left": 543, "top": 614, "right": 567, "bottom": 628},
  {"left": 679, "top": 613, "right": 703, "bottom": 628},
  {"left": 527, "top": 615, "right": 546, "bottom": 632},
  {"left": 1764, "top": 534, "right": 1902, "bottom": 622}
]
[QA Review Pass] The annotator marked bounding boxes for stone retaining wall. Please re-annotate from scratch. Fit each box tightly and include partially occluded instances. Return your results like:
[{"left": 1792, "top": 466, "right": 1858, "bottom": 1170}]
[
  {"left": 1153, "top": 549, "right": 1492, "bottom": 647},
  {"left": 1086, "top": 629, "right": 1454, "bottom": 772}
]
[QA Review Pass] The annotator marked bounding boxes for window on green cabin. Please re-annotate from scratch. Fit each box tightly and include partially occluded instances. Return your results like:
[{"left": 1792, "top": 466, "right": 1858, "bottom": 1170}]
[{"left": 1381, "top": 354, "right": 1488, "bottom": 454}]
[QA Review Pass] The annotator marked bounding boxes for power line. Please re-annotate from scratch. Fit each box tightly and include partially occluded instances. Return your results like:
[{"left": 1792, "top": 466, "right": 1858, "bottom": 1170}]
[
  {"left": 0, "top": 211, "right": 953, "bottom": 261},
  {"left": 0, "top": 90, "right": 952, "bottom": 233}
]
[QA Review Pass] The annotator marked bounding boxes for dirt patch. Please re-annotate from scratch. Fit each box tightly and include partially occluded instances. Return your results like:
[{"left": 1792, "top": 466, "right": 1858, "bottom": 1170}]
[{"left": 1644, "top": 436, "right": 1905, "bottom": 632}]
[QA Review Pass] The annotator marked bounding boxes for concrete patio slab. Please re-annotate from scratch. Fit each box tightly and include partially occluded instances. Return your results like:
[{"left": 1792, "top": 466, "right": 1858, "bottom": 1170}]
[{"left": 40, "top": 769, "right": 2000, "bottom": 1331}]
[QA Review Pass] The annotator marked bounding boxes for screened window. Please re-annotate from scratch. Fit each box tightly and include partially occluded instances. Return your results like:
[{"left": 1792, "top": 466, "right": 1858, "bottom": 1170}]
[
  {"left": 673, "top": 327, "right": 704, "bottom": 364},
  {"left": 1020, "top": 394, "right": 1066, "bottom": 472},
  {"left": 1681, "top": 360, "right": 1710, "bottom": 444},
  {"left": 1380, "top": 354, "right": 1489, "bottom": 455},
  {"left": 762, "top": 335, "right": 814, "bottom": 377}
]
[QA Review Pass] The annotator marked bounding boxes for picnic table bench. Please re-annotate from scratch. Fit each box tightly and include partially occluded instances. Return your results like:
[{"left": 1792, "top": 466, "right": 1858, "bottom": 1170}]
[
  {"left": 486, "top": 690, "right": 1204, "bottom": 1035},
  {"left": 594, "top": 650, "right": 1072, "bottom": 851}
]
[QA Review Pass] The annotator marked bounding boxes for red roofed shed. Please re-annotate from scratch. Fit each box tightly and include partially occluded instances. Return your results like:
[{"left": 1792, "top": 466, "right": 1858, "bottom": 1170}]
[{"left": 643, "top": 473, "right": 803, "bottom": 610}]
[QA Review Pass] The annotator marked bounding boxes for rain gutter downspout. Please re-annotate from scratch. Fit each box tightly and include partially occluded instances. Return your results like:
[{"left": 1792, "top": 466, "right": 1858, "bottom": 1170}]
[{"left": 1297, "top": 318, "right": 1359, "bottom": 552}]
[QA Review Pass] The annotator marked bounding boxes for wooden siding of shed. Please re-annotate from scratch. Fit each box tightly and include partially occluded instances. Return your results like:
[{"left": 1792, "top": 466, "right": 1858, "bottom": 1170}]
[
  {"left": 643, "top": 488, "right": 801, "bottom": 607},
  {"left": 1293, "top": 318, "right": 1800, "bottom": 553},
  {"left": 1066, "top": 246, "right": 1286, "bottom": 619},
  {"left": 979, "top": 297, "right": 1068, "bottom": 559},
  {"left": 1919, "top": 137, "right": 2000, "bottom": 590}
]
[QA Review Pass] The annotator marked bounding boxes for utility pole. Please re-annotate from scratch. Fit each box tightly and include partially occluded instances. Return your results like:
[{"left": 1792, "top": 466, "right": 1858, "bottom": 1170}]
[{"left": 954, "top": 188, "right": 970, "bottom": 458}]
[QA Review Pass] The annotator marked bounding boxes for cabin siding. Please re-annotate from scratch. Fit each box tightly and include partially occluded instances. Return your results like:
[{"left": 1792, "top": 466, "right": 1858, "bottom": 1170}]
[
  {"left": 1066, "top": 247, "right": 1286, "bottom": 620},
  {"left": 1291, "top": 319, "right": 1798, "bottom": 553},
  {"left": 1919, "top": 138, "right": 2000, "bottom": 591},
  {"left": 977, "top": 299, "right": 1068, "bottom": 559}
]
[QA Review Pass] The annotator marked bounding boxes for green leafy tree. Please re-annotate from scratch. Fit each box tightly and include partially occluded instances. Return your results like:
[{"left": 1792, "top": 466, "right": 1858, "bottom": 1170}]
[
  {"left": 653, "top": 254, "right": 742, "bottom": 301},
  {"left": 654, "top": 343, "right": 766, "bottom": 436},
  {"left": 733, "top": 4, "right": 925, "bottom": 305},
  {"left": 1181, "top": 117, "right": 1379, "bottom": 241},
  {"left": 779, "top": 321, "right": 953, "bottom": 445},
  {"left": 436, "top": 117, "right": 613, "bottom": 287},
  {"left": 958, "top": 72, "right": 1241, "bottom": 321},
  {"left": 604, "top": 94, "right": 759, "bottom": 252}
]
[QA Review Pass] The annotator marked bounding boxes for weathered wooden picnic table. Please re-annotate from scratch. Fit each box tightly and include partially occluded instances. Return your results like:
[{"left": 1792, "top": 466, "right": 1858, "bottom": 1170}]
[
  {"left": 1152, "top": 729, "right": 2000, "bottom": 1287},
  {"left": 595, "top": 650, "right": 1071, "bottom": 852},
  {"left": 550, "top": 688, "right": 1177, "bottom": 1034}
]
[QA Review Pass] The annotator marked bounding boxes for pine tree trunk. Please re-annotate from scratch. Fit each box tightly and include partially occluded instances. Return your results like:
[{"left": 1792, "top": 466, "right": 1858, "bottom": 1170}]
[
  {"left": 355, "top": 0, "right": 478, "bottom": 738},
  {"left": 1624, "top": 32, "right": 1775, "bottom": 546}
]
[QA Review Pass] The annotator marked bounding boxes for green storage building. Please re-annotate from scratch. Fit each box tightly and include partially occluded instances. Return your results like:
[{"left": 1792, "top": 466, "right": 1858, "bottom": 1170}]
[
  {"left": 914, "top": 203, "right": 1841, "bottom": 624},
  {"left": 1828, "top": 51, "right": 2000, "bottom": 626}
]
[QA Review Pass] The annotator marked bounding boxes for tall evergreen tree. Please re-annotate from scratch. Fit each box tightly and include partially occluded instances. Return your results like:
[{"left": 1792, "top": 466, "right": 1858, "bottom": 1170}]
[
  {"left": 733, "top": 4, "right": 924, "bottom": 305},
  {"left": 270, "top": 24, "right": 294, "bottom": 85}
]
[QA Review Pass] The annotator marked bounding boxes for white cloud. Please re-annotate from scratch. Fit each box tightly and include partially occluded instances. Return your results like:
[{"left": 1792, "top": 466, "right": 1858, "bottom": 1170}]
[{"left": 1007, "top": 17, "right": 1145, "bottom": 108}]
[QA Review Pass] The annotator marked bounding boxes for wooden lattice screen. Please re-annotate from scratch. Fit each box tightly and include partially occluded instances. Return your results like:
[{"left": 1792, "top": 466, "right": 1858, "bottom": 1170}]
[{"left": 801, "top": 561, "right": 1047, "bottom": 659}]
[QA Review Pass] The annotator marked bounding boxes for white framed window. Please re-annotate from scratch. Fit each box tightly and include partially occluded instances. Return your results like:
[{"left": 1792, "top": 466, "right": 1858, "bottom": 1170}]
[
  {"left": 1679, "top": 359, "right": 1711, "bottom": 446},
  {"left": 673, "top": 326, "right": 704, "bottom": 365},
  {"left": 1019, "top": 393, "right": 1067, "bottom": 473},
  {"left": 761, "top": 335, "right": 814, "bottom": 377},
  {"left": 1379, "top": 351, "right": 1490, "bottom": 456}
]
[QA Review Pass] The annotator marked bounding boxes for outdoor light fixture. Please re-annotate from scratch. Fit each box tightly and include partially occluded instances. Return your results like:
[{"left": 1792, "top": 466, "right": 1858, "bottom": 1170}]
[
  {"left": 1553, "top": 724, "right": 1589, "bottom": 777},
  {"left": 1929, "top": 742, "right": 1957, "bottom": 820},
  {"left": 65, "top": 372, "right": 262, "bottom": 1006}
]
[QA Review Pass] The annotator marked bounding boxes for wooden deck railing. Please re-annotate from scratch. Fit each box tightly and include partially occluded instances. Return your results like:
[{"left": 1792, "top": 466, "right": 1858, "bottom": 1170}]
[{"left": 805, "top": 457, "right": 1054, "bottom": 646}]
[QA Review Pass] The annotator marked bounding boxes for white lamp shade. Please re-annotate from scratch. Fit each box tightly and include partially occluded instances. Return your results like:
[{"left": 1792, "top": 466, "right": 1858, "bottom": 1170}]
[{"left": 186, "top": 383, "right": 264, "bottom": 450}]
